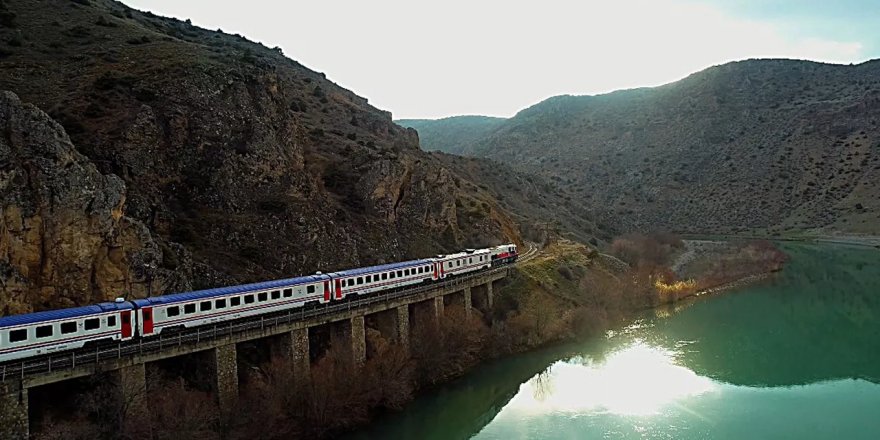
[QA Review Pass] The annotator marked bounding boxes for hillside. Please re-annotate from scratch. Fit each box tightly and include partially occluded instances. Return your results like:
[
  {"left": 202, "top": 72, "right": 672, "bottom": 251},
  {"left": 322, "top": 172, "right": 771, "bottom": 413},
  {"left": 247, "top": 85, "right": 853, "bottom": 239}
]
[
  {"left": 410, "top": 59, "right": 880, "bottom": 236},
  {"left": 396, "top": 116, "right": 504, "bottom": 154},
  {"left": 0, "top": 0, "right": 555, "bottom": 314},
  {"left": 433, "top": 153, "right": 608, "bottom": 245}
]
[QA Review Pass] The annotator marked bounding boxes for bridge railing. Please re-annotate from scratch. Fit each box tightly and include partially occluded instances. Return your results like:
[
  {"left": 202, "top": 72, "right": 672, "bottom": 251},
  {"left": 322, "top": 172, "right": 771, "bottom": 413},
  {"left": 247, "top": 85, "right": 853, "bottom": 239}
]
[{"left": 1, "top": 266, "right": 510, "bottom": 383}]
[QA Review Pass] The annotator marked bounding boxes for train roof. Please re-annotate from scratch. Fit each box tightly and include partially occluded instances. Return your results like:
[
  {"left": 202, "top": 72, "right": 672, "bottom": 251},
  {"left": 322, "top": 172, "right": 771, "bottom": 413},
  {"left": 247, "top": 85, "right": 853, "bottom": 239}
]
[
  {"left": 0, "top": 302, "right": 134, "bottom": 329},
  {"left": 132, "top": 274, "right": 331, "bottom": 307},
  {"left": 328, "top": 259, "right": 434, "bottom": 278},
  {"left": 437, "top": 248, "right": 491, "bottom": 260}
]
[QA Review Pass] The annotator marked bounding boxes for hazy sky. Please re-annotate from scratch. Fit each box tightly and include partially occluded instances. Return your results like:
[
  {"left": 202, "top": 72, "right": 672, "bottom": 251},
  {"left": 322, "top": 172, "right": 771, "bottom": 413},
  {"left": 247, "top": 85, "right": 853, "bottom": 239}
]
[{"left": 125, "top": 0, "right": 878, "bottom": 119}]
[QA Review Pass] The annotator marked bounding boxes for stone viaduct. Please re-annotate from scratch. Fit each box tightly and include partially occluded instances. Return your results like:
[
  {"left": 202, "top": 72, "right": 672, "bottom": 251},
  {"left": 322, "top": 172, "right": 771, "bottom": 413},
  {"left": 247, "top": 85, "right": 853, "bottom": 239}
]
[{"left": 0, "top": 268, "right": 508, "bottom": 439}]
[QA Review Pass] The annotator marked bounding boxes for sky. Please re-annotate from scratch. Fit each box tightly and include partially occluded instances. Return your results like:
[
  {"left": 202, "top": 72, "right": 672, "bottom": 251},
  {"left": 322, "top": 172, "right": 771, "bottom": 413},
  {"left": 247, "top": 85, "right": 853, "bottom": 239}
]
[{"left": 124, "top": 0, "right": 879, "bottom": 119}]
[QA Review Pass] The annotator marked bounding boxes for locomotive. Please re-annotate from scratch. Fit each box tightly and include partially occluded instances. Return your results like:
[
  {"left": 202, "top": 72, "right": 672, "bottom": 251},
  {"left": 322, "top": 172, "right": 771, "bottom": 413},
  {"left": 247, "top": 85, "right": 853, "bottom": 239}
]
[{"left": 0, "top": 244, "right": 517, "bottom": 363}]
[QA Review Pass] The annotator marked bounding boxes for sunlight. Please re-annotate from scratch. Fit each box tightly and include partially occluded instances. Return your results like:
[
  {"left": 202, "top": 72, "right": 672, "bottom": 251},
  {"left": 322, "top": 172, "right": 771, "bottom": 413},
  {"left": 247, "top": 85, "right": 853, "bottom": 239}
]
[{"left": 509, "top": 341, "right": 717, "bottom": 416}]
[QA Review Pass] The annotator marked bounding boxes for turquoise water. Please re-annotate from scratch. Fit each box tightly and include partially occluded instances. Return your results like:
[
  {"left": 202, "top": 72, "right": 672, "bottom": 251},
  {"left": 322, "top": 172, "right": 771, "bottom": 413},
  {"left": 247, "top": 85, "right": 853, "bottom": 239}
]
[{"left": 348, "top": 243, "right": 880, "bottom": 439}]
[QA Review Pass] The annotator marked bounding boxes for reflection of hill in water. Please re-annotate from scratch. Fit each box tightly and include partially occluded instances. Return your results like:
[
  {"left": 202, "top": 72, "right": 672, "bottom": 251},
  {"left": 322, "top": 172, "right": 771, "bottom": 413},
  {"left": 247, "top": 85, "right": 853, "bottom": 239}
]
[{"left": 648, "top": 243, "right": 880, "bottom": 387}]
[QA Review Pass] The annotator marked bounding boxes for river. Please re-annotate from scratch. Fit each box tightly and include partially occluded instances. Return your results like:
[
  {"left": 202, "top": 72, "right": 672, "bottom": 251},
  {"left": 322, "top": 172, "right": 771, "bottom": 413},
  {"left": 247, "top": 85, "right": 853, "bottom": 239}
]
[{"left": 346, "top": 243, "right": 880, "bottom": 439}]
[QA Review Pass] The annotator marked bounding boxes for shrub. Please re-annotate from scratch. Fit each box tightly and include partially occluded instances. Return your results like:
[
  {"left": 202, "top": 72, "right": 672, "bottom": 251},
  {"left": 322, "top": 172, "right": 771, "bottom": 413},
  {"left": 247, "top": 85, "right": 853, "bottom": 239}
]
[
  {"left": 95, "top": 16, "right": 117, "bottom": 27},
  {"left": 126, "top": 36, "right": 150, "bottom": 45}
]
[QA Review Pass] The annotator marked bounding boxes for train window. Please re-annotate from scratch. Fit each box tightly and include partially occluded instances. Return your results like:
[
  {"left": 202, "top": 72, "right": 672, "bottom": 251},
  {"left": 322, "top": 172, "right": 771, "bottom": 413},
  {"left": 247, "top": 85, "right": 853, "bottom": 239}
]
[
  {"left": 365, "top": 275, "right": 372, "bottom": 283},
  {"left": 380, "top": 273, "right": 386, "bottom": 280},
  {"left": 230, "top": 297, "right": 241, "bottom": 307},
  {"left": 397, "top": 270, "right": 403, "bottom": 277},
  {"left": 200, "top": 301, "right": 212, "bottom": 312},
  {"left": 9, "top": 329, "right": 27, "bottom": 343},
  {"left": 85, "top": 318, "right": 100, "bottom": 330},
  {"left": 285, "top": 288, "right": 294, "bottom": 297},
  {"left": 258, "top": 292, "right": 268, "bottom": 302},
  {"left": 36, "top": 325, "right": 53, "bottom": 338},
  {"left": 215, "top": 299, "right": 227, "bottom": 309},
  {"left": 426, "top": 266, "right": 431, "bottom": 272},
  {"left": 143, "top": 311, "right": 151, "bottom": 321},
  {"left": 347, "top": 279, "right": 354, "bottom": 286},
  {"left": 390, "top": 272, "right": 396, "bottom": 279},
  {"left": 404, "top": 269, "right": 410, "bottom": 276},
  {"left": 244, "top": 295, "right": 255, "bottom": 304},
  {"left": 167, "top": 306, "right": 180, "bottom": 317},
  {"left": 108, "top": 316, "right": 117, "bottom": 327},
  {"left": 305, "top": 286, "right": 314, "bottom": 294},
  {"left": 61, "top": 322, "right": 78, "bottom": 334},
  {"left": 271, "top": 290, "right": 281, "bottom": 300},
  {"left": 469, "top": 258, "right": 473, "bottom": 264},
  {"left": 184, "top": 304, "right": 196, "bottom": 314},
  {"left": 357, "top": 277, "right": 363, "bottom": 285}
]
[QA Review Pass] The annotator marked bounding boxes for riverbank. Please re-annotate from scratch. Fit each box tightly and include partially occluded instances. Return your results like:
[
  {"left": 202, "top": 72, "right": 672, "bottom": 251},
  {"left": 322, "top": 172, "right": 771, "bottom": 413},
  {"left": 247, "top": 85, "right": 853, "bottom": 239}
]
[
  {"left": 681, "top": 232, "right": 880, "bottom": 249},
  {"left": 665, "top": 239, "right": 786, "bottom": 302}
]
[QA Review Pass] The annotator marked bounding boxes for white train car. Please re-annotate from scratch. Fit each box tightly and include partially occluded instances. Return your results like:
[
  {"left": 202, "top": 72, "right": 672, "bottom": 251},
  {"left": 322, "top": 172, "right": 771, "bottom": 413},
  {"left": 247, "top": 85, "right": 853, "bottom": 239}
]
[
  {"left": 434, "top": 248, "right": 493, "bottom": 279},
  {"left": 490, "top": 243, "right": 518, "bottom": 266},
  {"left": 0, "top": 302, "right": 135, "bottom": 363},
  {"left": 132, "top": 274, "right": 332, "bottom": 338},
  {"left": 328, "top": 259, "right": 435, "bottom": 300}
]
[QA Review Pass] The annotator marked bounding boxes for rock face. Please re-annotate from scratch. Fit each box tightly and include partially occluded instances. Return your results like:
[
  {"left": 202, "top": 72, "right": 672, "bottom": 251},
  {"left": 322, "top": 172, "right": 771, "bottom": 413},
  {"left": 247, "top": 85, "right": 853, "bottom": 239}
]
[
  {"left": 0, "top": 0, "right": 523, "bottom": 313},
  {"left": 409, "top": 59, "right": 880, "bottom": 235},
  {"left": 0, "top": 91, "right": 183, "bottom": 314}
]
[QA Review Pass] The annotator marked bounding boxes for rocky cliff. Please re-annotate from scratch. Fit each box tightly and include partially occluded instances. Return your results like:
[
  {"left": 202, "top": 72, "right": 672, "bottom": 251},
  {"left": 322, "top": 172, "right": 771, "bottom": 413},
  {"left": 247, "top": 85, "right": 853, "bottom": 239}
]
[
  {"left": 0, "top": 0, "right": 527, "bottom": 314},
  {"left": 409, "top": 59, "right": 880, "bottom": 235},
  {"left": 0, "top": 91, "right": 178, "bottom": 314}
]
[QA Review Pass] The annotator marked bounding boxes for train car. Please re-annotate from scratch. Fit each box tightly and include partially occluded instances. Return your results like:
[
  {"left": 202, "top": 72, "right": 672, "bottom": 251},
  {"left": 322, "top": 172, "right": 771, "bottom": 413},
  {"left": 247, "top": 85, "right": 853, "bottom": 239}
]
[
  {"left": 328, "top": 259, "right": 435, "bottom": 301},
  {"left": 0, "top": 301, "right": 135, "bottom": 363},
  {"left": 490, "top": 243, "right": 518, "bottom": 266},
  {"left": 132, "top": 274, "right": 331, "bottom": 338},
  {"left": 434, "top": 248, "right": 493, "bottom": 279}
]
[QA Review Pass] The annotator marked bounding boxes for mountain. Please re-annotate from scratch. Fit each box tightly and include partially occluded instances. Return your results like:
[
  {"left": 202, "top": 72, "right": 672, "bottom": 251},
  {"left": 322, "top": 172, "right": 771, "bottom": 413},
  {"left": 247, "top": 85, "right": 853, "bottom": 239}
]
[
  {"left": 396, "top": 116, "right": 505, "bottom": 154},
  {"left": 408, "top": 59, "right": 880, "bottom": 235},
  {"left": 0, "top": 0, "right": 575, "bottom": 314}
]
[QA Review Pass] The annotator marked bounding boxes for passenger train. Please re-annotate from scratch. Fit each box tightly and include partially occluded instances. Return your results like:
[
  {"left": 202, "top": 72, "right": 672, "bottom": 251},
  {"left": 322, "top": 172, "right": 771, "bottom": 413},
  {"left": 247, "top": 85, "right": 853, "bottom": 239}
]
[{"left": 0, "top": 244, "right": 517, "bottom": 363}]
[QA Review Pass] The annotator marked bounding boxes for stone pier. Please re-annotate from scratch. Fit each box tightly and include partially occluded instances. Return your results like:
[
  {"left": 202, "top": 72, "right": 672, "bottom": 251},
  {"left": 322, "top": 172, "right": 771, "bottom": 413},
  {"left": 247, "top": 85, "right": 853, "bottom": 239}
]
[
  {"left": 270, "top": 327, "right": 312, "bottom": 386},
  {"left": 396, "top": 305, "right": 410, "bottom": 351},
  {"left": 372, "top": 305, "right": 411, "bottom": 352},
  {"left": 463, "top": 286, "right": 473, "bottom": 318},
  {"left": 433, "top": 296, "right": 445, "bottom": 324},
  {"left": 115, "top": 363, "right": 148, "bottom": 422},
  {"left": 0, "top": 382, "right": 28, "bottom": 440},
  {"left": 486, "top": 281, "right": 494, "bottom": 308},
  {"left": 350, "top": 316, "right": 366, "bottom": 366},
  {"left": 330, "top": 317, "right": 366, "bottom": 366},
  {"left": 212, "top": 344, "right": 238, "bottom": 411}
]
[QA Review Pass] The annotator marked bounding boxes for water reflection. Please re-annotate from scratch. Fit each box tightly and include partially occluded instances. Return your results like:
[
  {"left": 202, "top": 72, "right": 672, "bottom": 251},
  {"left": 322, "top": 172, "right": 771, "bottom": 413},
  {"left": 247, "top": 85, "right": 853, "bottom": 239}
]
[
  {"left": 346, "top": 243, "right": 880, "bottom": 440},
  {"left": 512, "top": 342, "right": 716, "bottom": 416}
]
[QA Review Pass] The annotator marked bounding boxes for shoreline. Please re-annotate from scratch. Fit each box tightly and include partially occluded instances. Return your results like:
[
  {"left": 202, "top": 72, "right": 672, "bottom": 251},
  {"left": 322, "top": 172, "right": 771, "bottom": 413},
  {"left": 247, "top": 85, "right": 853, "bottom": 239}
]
[
  {"left": 683, "top": 271, "right": 775, "bottom": 301},
  {"left": 680, "top": 233, "right": 880, "bottom": 249}
]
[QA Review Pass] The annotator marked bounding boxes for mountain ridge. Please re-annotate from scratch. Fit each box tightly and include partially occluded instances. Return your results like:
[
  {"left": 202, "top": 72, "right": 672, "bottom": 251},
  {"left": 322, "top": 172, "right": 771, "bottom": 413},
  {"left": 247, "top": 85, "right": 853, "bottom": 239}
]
[{"left": 407, "top": 58, "right": 880, "bottom": 235}]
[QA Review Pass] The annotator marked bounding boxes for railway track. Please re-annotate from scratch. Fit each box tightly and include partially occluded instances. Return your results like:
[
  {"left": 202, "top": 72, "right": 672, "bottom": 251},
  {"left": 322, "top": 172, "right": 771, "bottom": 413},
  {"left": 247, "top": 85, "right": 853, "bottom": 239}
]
[{"left": 516, "top": 242, "right": 539, "bottom": 264}]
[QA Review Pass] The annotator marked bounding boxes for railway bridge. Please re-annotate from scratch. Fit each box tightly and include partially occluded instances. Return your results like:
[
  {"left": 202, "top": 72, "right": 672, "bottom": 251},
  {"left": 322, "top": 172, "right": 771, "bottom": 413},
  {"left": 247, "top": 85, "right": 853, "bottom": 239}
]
[{"left": 0, "top": 268, "right": 509, "bottom": 439}]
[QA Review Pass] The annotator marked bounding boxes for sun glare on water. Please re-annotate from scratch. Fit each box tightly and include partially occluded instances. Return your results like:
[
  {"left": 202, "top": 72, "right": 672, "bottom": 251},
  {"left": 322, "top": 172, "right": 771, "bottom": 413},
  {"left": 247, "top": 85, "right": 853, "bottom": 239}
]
[{"left": 509, "top": 342, "right": 717, "bottom": 417}]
